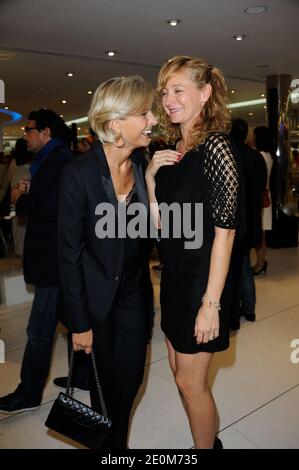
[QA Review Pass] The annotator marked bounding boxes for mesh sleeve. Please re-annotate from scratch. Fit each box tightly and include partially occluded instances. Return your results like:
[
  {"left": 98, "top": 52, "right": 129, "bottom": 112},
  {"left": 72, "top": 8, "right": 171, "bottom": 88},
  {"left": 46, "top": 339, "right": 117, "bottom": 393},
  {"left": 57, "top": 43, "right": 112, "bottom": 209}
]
[{"left": 204, "top": 133, "right": 239, "bottom": 229}]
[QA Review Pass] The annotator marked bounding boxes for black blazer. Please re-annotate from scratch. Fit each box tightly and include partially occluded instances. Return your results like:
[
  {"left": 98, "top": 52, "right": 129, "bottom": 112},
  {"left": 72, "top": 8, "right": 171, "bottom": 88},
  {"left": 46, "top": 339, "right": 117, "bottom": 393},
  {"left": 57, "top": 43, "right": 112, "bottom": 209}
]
[
  {"left": 16, "top": 142, "right": 73, "bottom": 287},
  {"left": 58, "top": 141, "right": 150, "bottom": 334}
]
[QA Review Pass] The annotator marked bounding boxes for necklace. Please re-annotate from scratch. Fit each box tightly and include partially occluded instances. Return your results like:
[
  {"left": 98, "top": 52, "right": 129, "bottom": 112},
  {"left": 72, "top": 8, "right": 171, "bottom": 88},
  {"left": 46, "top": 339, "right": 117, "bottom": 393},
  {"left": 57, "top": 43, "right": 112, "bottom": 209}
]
[
  {"left": 125, "top": 184, "right": 135, "bottom": 205},
  {"left": 176, "top": 140, "right": 188, "bottom": 157}
]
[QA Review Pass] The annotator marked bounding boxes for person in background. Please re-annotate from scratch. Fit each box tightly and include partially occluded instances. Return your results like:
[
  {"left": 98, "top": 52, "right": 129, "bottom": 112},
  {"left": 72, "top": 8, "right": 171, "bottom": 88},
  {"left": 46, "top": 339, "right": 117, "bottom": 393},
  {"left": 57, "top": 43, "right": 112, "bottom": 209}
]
[
  {"left": 0, "top": 109, "right": 73, "bottom": 413},
  {"left": 252, "top": 126, "right": 274, "bottom": 275},
  {"left": 77, "top": 138, "right": 92, "bottom": 154},
  {"left": 58, "top": 75, "right": 156, "bottom": 449},
  {"left": 229, "top": 118, "right": 267, "bottom": 328},
  {"left": 10, "top": 138, "right": 32, "bottom": 257},
  {"left": 146, "top": 55, "right": 240, "bottom": 449}
]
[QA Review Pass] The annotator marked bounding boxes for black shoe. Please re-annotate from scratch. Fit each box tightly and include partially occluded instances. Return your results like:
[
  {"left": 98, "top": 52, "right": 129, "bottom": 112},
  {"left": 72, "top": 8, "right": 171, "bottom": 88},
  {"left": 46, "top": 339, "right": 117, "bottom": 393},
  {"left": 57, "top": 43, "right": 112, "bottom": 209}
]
[
  {"left": 213, "top": 436, "right": 223, "bottom": 449},
  {"left": 253, "top": 260, "right": 268, "bottom": 276},
  {"left": 0, "top": 392, "right": 40, "bottom": 414},
  {"left": 53, "top": 376, "right": 89, "bottom": 392},
  {"left": 244, "top": 313, "right": 256, "bottom": 322}
]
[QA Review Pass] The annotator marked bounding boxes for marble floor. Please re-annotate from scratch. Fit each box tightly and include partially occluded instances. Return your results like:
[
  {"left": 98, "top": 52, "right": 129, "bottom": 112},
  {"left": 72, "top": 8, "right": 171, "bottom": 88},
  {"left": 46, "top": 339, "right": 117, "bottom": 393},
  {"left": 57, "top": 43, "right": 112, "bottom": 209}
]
[{"left": 0, "top": 247, "right": 299, "bottom": 449}]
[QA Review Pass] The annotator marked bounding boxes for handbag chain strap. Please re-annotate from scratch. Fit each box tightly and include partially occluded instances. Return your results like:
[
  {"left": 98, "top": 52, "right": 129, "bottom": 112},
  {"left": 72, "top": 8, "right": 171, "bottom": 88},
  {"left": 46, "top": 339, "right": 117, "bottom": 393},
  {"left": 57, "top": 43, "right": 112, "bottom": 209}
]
[{"left": 66, "top": 349, "right": 108, "bottom": 418}]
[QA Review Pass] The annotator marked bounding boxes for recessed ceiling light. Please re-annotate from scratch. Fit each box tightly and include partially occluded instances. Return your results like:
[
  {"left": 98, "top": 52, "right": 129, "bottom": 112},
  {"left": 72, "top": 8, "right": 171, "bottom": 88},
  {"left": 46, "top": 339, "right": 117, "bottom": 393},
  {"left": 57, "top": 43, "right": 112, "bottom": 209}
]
[
  {"left": 62, "top": 99, "right": 67, "bottom": 104},
  {"left": 21, "top": 127, "right": 25, "bottom": 130},
  {"left": 261, "top": 93, "right": 265, "bottom": 97},
  {"left": 233, "top": 34, "right": 246, "bottom": 41},
  {"left": 60, "top": 114, "right": 64, "bottom": 118},
  {"left": 106, "top": 51, "right": 117, "bottom": 57},
  {"left": 244, "top": 5, "right": 267, "bottom": 14},
  {"left": 78, "top": 127, "right": 81, "bottom": 131},
  {"left": 4, "top": 106, "right": 8, "bottom": 109},
  {"left": 264, "top": 105, "right": 267, "bottom": 109},
  {"left": 166, "top": 19, "right": 181, "bottom": 27},
  {"left": 87, "top": 90, "right": 93, "bottom": 95},
  {"left": 66, "top": 72, "right": 75, "bottom": 77},
  {"left": 230, "top": 90, "right": 235, "bottom": 94},
  {"left": 248, "top": 112, "right": 253, "bottom": 116}
]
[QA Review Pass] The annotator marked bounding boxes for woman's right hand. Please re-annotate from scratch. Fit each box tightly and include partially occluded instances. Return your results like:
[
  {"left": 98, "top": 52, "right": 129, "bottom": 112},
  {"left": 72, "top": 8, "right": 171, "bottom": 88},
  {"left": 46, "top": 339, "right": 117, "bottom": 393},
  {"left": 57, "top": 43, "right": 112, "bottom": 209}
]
[
  {"left": 72, "top": 329, "right": 93, "bottom": 354},
  {"left": 145, "top": 150, "right": 181, "bottom": 179}
]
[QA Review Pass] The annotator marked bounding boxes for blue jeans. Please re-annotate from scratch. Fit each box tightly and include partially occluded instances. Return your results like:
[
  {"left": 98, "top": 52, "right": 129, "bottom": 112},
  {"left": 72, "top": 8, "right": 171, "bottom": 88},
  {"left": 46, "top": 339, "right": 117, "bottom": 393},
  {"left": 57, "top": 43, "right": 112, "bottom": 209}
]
[
  {"left": 17, "top": 287, "right": 62, "bottom": 402},
  {"left": 239, "top": 253, "right": 256, "bottom": 315}
]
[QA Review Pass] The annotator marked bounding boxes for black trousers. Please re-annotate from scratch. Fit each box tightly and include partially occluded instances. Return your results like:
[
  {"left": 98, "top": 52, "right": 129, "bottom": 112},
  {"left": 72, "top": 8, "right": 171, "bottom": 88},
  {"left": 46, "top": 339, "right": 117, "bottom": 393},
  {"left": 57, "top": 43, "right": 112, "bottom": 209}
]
[{"left": 89, "top": 269, "right": 150, "bottom": 449}]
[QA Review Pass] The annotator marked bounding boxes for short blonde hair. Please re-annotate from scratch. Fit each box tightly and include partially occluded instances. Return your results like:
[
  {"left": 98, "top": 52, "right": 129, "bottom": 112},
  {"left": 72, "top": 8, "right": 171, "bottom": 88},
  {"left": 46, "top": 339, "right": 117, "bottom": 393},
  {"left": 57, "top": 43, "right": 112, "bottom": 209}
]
[
  {"left": 156, "top": 55, "right": 230, "bottom": 147},
  {"left": 89, "top": 75, "right": 154, "bottom": 144}
]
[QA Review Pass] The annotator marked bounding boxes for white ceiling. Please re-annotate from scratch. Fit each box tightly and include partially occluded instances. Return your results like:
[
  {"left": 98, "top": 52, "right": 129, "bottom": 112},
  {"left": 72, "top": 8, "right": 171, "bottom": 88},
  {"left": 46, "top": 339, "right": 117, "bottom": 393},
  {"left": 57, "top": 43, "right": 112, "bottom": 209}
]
[{"left": 0, "top": 0, "right": 298, "bottom": 137}]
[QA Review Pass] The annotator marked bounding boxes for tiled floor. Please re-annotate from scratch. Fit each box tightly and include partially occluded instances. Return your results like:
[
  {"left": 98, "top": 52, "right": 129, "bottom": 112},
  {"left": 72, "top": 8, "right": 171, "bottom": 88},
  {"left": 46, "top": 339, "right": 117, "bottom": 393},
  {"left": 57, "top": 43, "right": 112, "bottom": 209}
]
[{"left": 1, "top": 248, "right": 299, "bottom": 449}]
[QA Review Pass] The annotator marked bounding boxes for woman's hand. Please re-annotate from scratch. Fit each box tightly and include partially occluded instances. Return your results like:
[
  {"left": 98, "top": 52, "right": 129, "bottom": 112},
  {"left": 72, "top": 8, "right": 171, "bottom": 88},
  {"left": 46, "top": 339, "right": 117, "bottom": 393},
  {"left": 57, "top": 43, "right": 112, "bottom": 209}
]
[
  {"left": 11, "top": 177, "right": 30, "bottom": 205},
  {"left": 145, "top": 150, "right": 181, "bottom": 180},
  {"left": 72, "top": 329, "right": 93, "bottom": 354},
  {"left": 17, "top": 176, "right": 30, "bottom": 193},
  {"left": 194, "top": 303, "right": 219, "bottom": 344}
]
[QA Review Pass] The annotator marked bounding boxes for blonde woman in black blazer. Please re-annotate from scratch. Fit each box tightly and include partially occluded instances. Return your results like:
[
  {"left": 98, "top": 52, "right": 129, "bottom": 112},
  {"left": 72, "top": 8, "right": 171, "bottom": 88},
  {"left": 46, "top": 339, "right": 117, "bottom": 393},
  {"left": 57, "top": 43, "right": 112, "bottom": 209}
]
[{"left": 58, "top": 76, "right": 156, "bottom": 449}]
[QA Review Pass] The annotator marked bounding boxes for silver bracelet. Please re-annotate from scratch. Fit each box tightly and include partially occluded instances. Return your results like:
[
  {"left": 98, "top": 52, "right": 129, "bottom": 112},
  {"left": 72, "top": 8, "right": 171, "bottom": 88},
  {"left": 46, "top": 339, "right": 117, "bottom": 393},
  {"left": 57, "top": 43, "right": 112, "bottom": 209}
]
[{"left": 201, "top": 293, "right": 221, "bottom": 311}]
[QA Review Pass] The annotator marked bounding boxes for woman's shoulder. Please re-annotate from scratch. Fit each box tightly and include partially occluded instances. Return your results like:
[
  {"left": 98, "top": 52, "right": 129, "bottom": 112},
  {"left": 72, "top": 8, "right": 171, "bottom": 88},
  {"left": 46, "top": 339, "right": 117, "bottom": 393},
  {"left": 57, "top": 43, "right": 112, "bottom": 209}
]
[
  {"left": 69, "top": 149, "right": 98, "bottom": 169},
  {"left": 203, "top": 132, "right": 235, "bottom": 159},
  {"left": 204, "top": 131, "right": 231, "bottom": 147}
]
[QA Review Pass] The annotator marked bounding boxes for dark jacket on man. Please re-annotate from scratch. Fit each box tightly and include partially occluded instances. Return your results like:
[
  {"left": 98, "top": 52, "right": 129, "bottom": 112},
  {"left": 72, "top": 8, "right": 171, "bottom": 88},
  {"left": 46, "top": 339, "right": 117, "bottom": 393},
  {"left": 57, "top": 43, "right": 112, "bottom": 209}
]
[
  {"left": 233, "top": 140, "right": 267, "bottom": 250},
  {"left": 16, "top": 140, "right": 73, "bottom": 287}
]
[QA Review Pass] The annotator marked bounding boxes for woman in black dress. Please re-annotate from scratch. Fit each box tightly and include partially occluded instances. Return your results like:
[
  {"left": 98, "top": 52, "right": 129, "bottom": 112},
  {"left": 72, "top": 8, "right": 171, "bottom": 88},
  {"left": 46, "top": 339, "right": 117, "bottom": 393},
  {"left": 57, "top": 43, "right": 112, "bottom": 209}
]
[{"left": 146, "top": 56, "right": 240, "bottom": 448}]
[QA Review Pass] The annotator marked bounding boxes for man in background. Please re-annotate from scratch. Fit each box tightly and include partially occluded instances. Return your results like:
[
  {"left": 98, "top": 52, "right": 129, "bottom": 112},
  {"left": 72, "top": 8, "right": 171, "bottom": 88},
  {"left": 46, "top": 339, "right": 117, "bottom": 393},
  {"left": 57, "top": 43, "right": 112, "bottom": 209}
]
[
  {"left": 0, "top": 109, "right": 76, "bottom": 413},
  {"left": 229, "top": 118, "right": 267, "bottom": 329}
]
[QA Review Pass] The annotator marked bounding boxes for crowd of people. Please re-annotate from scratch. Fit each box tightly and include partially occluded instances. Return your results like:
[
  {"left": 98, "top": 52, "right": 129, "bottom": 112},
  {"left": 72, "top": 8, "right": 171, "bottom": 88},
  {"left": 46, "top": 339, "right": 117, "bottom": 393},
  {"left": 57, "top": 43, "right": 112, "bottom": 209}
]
[{"left": 0, "top": 54, "right": 275, "bottom": 450}]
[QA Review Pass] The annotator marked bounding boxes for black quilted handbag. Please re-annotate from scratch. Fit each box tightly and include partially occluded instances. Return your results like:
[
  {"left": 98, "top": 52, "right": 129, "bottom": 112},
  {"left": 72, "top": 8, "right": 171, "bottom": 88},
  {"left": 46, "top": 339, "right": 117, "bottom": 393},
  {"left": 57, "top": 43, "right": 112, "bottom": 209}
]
[{"left": 45, "top": 349, "right": 112, "bottom": 449}]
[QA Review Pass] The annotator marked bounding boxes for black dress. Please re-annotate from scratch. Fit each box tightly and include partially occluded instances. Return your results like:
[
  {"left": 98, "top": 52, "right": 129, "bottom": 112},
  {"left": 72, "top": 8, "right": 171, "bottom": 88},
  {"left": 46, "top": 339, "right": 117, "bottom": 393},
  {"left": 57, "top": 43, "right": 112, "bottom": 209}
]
[{"left": 155, "top": 133, "right": 240, "bottom": 354}]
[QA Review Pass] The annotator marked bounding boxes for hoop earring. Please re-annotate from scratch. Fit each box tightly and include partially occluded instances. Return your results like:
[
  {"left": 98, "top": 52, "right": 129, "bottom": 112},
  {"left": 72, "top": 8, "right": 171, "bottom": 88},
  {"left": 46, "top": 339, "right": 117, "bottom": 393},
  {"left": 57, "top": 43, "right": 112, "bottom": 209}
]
[{"left": 112, "top": 131, "right": 125, "bottom": 148}]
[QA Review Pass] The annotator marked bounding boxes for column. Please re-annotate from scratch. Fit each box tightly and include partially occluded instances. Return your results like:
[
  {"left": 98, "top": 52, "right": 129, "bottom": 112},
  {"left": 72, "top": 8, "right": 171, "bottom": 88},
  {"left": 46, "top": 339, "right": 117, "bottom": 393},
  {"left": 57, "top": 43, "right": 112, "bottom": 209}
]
[
  {"left": 0, "top": 125, "right": 3, "bottom": 153},
  {"left": 266, "top": 74, "right": 292, "bottom": 205}
]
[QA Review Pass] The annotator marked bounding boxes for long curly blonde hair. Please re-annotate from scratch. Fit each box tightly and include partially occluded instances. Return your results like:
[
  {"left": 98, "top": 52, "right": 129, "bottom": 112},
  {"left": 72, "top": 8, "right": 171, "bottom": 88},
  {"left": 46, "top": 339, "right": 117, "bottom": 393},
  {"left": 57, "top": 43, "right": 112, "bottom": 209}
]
[{"left": 156, "top": 55, "right": 231, "bottom": 147}]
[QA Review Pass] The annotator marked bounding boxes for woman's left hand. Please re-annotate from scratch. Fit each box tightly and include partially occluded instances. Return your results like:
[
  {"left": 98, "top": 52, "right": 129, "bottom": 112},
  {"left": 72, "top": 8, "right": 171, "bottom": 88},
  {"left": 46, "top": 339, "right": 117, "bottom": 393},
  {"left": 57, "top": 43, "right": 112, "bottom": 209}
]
[
  {"left": 194, "top": 304, "right": 219, "bottom": 344},
  {"left": 72, "top": 329, "right": 93, "bottom": 354}
]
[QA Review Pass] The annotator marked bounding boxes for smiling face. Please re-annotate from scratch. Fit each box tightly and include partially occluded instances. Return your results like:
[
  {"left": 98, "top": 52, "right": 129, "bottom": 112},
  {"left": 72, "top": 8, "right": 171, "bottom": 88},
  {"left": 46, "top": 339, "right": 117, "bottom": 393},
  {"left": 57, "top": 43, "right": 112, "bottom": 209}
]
[
  {"left": 112, "top": 104, "right": 157, "bottom": 150},
  {"left": 161, "top": 68, "right": 211, "bottom": 131}
]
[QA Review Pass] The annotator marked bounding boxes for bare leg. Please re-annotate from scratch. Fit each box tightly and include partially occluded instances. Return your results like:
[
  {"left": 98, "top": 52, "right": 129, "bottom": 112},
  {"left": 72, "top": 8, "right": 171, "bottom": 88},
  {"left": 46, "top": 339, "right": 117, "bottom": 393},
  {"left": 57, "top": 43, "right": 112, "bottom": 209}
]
[
  {"left": 165, "top": 337, "right": 216, "bottom": 449},
  {"left": 166, "top": 338, "right": 187, "bottom": 410},
  {"left": 254, "top": 231, "right": 266, "bottom": 272}
]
